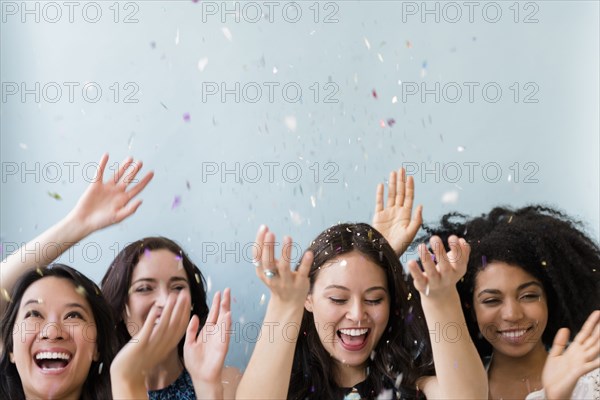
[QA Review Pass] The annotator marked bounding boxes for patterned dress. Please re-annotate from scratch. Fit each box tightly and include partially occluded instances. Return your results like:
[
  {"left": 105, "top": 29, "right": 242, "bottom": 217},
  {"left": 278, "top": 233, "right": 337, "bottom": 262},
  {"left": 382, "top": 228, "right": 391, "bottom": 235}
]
[{"left": 148, "top": 369, "right": 196, "bottom": 400}]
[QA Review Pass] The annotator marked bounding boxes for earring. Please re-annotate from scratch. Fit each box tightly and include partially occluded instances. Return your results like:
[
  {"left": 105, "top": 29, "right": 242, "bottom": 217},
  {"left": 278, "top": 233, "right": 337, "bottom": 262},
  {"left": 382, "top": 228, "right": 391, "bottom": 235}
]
[{"left": 9, "top": 352, "right": 15, "bottom": 363}]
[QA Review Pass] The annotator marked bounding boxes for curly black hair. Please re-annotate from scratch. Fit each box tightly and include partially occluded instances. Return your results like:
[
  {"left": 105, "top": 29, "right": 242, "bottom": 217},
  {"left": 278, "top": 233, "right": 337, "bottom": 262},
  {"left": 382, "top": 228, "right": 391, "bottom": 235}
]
[
  {"left": 419, "top": 205, "right": 600, "bottom": 360},
  {"left": 288, "top": 223, "right": 434, "bottom": 400}
]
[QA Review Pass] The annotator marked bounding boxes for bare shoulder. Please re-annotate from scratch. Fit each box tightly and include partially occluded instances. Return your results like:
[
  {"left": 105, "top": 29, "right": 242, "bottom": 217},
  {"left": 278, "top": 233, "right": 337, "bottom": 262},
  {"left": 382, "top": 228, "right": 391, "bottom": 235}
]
[{"left": 416, "top": 375, "right": 442, "bottom": 398}]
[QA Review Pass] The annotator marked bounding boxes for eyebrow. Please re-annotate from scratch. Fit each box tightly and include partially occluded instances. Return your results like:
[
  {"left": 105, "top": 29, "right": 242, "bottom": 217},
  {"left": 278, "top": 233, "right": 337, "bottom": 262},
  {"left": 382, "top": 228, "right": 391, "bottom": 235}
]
[
  {"left": 324, "top": 285, "right": 387, "bottom": 293},
  {"left": 22, "top": 300, "right": 88, "bottom": 311},
  {"left": 131, "top": 277, "right": 188, "bottom": 285},
  {"left": 477, "top": 281, "right": 543, "bottom": 298}
]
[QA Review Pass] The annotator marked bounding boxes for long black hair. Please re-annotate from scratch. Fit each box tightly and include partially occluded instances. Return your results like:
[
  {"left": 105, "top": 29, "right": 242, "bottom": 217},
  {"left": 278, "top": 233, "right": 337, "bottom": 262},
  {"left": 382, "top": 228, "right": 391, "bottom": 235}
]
[
  {"left": 0, "top": 264, "right": 116, "bottom": 400},
  {"left": 420, "top": 205, "right": 600, "bottom": 359},
  {"left": 288, "top": 223, "right": 434, "bottom": 400}
]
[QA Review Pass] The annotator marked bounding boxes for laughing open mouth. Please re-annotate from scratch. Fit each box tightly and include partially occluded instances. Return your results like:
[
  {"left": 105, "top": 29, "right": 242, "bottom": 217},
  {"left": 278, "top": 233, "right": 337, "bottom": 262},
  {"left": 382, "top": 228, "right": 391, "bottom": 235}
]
[
  {"left": 34, "top": 351, "right": 72, "bottom": 370},
  {"left": 337, "top": 328, "right": 370, "bottom": 350}
]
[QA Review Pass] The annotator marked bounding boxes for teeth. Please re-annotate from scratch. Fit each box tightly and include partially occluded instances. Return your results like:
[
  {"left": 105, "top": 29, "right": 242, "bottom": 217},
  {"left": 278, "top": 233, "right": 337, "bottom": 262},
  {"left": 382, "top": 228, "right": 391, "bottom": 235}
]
[
  {"left": 339, "top": 328, "right": 368, "bottom": 336},
  {"left": 35, "top": 352, "right": 70, "bottom": 361},
  {"left": 500, "top": 329, "right": 527, "bottom": 339}
]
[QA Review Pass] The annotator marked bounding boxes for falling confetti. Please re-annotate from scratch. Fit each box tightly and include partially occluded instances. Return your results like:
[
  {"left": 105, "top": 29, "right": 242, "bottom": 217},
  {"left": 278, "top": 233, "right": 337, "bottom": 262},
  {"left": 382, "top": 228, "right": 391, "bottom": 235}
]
[
  {"left": 222, "top": 27, "right": 233, "bottom": 42},
  {"left": 19, "top": 143, "right": 28, "bottom": 150},
  {"left": 441, "top": 190, "right": 459, "bottom": 204},
  {"left": 377, "top": 53, "right": 384, "bottom": 62},
  {"left": 127, "top": 133, "right": 135, "bottom": 150},
  {"left": 160, "top": 102, "right": 168, "bottom": 110},
  {"left": 175, "top": 28, "right": 180, "bottom": 45},
  {"left": 387, "top": 118, "right": 396, "bottom": 127},
  {"left": 272, "top": 66, "right": 278, "bottom": 74},
  {"left": 541, "top": 261, "right": 547, "bottom": 267},
  {"left": 482, "top": 255, "right": 487, "bottom": 268},
  {"left": 197, "top": 57, "right": 209, "bottom": 71},
  {"left": 363, "top": 37, "right": 371, "bottom": 50},
  {"left": 457, "top": 146, "right": 465, "bottom": 152},
  {"left": 47, "top": 192, "right": 62, "bottom": 200},
  {"left": 144, "top": 248, "right": 151, "bottom": 258},
  {"left": 372, "top": 89, "right": 378, "bottom": 99},
  {"left": 172, "top": 195, "right": 182, "bottom": 209},
  {"left": 391, "top": 96, "right": 398, "bottom": 104},
  {"left": 310, "top": 195, "right": 316, "bottom": 208},
  {"left": 259, "top": 293, "right": 266, "bottom": 305},
  {"left": 183, "top": 112, "right": 191, "bottom": 122},
  {"left": 379, "top": 120, "right": 386, "bottom": 128},
  {"left": 75, "top": 285, "right": 87, "bottom": 296},
  {"left": 206, "top": 276, "right": 212, "bottom": 292},
  {"left": 406, "top": 40, "right": 412, "bottom": 48},
  {"left": 283, "top": 115, "right": 297, "bottom": 132},
  {"left": 186, "top": 181, "right": 191, "bottom": 190},
  {"left": 1, "top": 288, "right": 11, "bottom": 302},
  {"left": 289, "top": 210, "right": 303, "bottom": 226}
]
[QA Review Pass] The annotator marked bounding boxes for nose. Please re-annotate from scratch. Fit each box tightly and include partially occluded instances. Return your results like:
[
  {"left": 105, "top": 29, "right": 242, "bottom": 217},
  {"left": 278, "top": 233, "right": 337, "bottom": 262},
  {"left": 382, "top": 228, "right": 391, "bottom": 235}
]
[
  {"left": 501, "top": 298, "right": 524, "bottom": 322},
  {"left": 346, "top": 299, "right": 367, "bottom": 323},
  {"left": 154, "top": 286, "right": 170, "bottom": 309},
  {"left": 38, "top": 318, "right": 67, "bottom": 341}
]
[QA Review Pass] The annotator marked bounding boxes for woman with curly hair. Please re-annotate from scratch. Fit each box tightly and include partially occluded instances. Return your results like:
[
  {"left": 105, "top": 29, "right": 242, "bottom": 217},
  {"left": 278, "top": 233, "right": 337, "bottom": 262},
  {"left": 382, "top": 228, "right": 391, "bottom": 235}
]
[{"left": 405, "top": 203, "right": 600, "bottom": 399}]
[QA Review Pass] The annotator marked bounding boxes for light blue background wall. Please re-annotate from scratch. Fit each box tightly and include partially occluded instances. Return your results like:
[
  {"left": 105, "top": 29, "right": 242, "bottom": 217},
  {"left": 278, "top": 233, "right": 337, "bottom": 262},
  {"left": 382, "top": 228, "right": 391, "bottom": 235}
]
[{"left": 2, "top": 1, "right": 599, "bottom": 369}]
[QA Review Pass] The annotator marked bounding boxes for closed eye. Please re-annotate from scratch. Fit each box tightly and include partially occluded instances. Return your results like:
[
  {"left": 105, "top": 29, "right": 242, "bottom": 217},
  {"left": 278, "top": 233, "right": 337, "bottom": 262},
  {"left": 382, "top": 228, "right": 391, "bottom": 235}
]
[
  {"left": 135, "top": 285, "right": 153, "bottom": 293},
  {"left": 24, "top": 309, "right": 42, "bottom": 319},
  {"left": 365, "top": 298, "right": 383, "bottom": 305},
  {"left": 65, "top": 311, "right": 85, "bottom": 321},
  {"left": 329, "top": 298, "right": 347, "bottom": 305},
  {"left": 521, "top": 293, "right": 541, "bottom": 302},
  {"left": 481, "top": 298, "right": 500, "bottom": 305}
]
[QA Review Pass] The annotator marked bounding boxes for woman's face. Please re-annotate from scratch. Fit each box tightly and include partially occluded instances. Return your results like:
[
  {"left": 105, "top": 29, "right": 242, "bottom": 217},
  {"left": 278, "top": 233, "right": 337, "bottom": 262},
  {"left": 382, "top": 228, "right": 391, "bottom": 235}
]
[
  {"left": 305, "top": 251, "right": 390, "bottom": 372},
  {"left": 473, "top": 262, "right": 548, "bottom": 359},
  {"left": 125, "top": 249, "right": 191, "bottom": 341},
  {"left": 11, "top": 276, "right": 99, "bottom": 400}
]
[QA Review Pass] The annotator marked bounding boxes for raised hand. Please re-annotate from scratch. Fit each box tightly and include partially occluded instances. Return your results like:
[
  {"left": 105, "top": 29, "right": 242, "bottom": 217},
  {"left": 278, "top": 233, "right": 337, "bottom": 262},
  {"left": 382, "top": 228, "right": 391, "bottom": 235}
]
[
  {"left": 372, "top": 168, "right": 422, "bottom": 257},
  {"left": 184, "top": 289, "right": 232, "bottom": 398},
  {"left": 67, "top": 153, "right": 154, "bottom": 235},
  {"left": 541, "top": 310, "right": 600, "bottom": 399},
  {"left": 110, "top": 292, "right": 191, "bottom": 398},
  {"left": 407, "top": 235, "right": 469, "bottom": 298},
  {"left": 252, "top": 225, "right": 313, "bottom": 306}
]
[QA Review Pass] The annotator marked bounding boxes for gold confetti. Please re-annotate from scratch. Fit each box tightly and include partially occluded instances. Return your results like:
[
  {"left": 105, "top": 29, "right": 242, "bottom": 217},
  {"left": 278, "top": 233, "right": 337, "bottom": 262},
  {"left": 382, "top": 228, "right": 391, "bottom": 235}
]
[
  {"left": 1, "top": 287, "right": 11, "bottom": 302},
  {"left": 541, "top": 261, "right": 547, "bottom": 267},
  {"left": 407, "top": 292, "right": 412, "bottom": 300},
  {"left": 195, "top": 273, "right": 200, "bottom": 284},
  {"left": 47, "top": 192, "right": 62, "bottom": 200},
  {"left": 75, "top": 285, "right": 87, "bottom": 296},
  {"left": 508, "top": 215, "right": 513, "bottom": 223},
  {"left": 368, "top": 230, "right": 373, "bottom": 241},
  {"left": 36, "top": 268, "right": 44, "bottom": 276}
]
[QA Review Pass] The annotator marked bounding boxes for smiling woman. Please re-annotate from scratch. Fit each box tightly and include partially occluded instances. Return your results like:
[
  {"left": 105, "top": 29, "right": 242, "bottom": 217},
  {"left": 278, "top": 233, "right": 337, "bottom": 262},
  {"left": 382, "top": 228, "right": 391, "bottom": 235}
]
[{"left": 0, "top": 264, "right": 115, "bottom": 400}]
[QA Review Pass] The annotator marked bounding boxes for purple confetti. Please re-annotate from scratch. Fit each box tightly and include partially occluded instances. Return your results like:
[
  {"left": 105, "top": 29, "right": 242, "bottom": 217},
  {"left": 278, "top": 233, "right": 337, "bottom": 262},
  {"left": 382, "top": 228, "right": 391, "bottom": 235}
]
[
  {"left": 183, "top": 112, "right": 191, "bottom": 122},
  {"left": 144, "top": 248, "right": 151, "bottom": 258},
  {"left": 482, "top": 255, "right": 487, "bottom": 268},
  {"left": 171, "top": 195, "right": 182, "bottom": 209}
]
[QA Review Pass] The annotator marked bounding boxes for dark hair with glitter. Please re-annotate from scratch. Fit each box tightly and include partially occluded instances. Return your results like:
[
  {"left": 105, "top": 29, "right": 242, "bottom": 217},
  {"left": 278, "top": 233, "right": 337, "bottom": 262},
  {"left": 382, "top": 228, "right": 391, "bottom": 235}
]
[
  {"left": 101, "top": 236, "right": 209, "bottom": 360},
  {"left": 0, "top": 264, "right": 116, "bottom": 400},
  {"left": 287, "top": 223, "right": 435, "bottom": 400},
  {"left": 419, "top": 205, "right": 600, "bottom": 359}
]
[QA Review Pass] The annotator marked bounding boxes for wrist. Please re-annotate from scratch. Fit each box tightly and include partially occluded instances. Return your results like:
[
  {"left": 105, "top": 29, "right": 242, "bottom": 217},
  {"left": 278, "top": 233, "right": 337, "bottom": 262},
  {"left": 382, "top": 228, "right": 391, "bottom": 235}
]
[{"left": 62, "top": 211, "right": 94, "bottom": 239}]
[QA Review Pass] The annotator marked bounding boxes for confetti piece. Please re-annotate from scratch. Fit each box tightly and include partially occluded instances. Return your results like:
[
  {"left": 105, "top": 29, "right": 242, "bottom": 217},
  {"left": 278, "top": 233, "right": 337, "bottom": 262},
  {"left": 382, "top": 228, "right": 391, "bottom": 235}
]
[
  {"left": 407, "top": 292, "right": 412, "bottom": 300},
  {"left": 372, "top": 89, "right": 378, "bottom": 99},
  {"left": 377, "top": 53, "right": 384, "bottom": 62},
  {"left": 183, "top": 112, "right": 191, "bottom": 122},
  {"left": 1, "top": 288, "right": 11, "bottom": 302},
  {"left": 507, "top": 174, "right": 512, "bottom": 182},
  {"left": 197, "top": 57, "right": 209, "bottom": 71},
  {"left": 363, "top": 37, "right": 371, "bottom": 50},
  {"left": 394, "top": 373, "right": 404, "bottom": 389},
  {"left": 172, "top": 195, "right": 182, "bottom": 209},
  {"left": 186, "top": 181, "right": 191, "bottom": 190},
  {"left": 127, "top": 133, "right": 135, "bottom": 150},
  {"left": 37, "top": 298, "right": 44, "bottom": 304},
  {"left": 541, "top": 261, "right": 547, "bottom": 267},
  {"left": 47, "top": 192, "right": 62, "bottom": 200},
  {"left": 406, "top": 40, "right": 412, "bottom": 48},
  {"left": 387, "top": 118, "right": 396, "bottom": 127},
  {"left": 98, "top": 362, "right": 103, "bottom": 375},
  {"left": 441, "top": 190, "right": 459, "bottom": 204},
  {"left": 259, "top": 293, "right": 266, "bottom": 305},
  {"left": 508, "top": 215, "right": 513, "bottom": 223},
  {"left": 175, "top": 28, "right": 180, "bottom": 45},
  {"left": 482, "top": 255, "right": 488, "bottom": 268},
  {"left": 206, "top": 276, "right": 212, "bottom": 292},
  {"left": 195, "top": 273, "right": 200, "bottom": 284},
  {"left": 222, "top": 26, "right": 233, "bottom": 42},
  {"left": 283, "top": 115, "right": 297, "bottom": 132},
  {"left": 340, "top": 260, "right": 347, "bottom": 267},
  {"left": 75, "top": 285, "right": 87, "bottom": 296},
  {"left": 272, "top": 66, "right": 278, "bottom": 74},
  {"left": 289, "top": 210, "right": 303, "bottom": 226},
  {"left": 36, "top": 268, "right": 43, "bottom": 276},
  {"left": 457, "top": 146, "right": 465, "bottom": 152},
  {"left": 160, "top": 102, "right": 168, "bottom": 110},
  {"left": 144, "top": 248, "right": 151, "bottom": 258},
  {"left": 310, "top": 195, "right": 316, "bottom": 208},
  {"left": 19, "top": 143, "right": 28, "bottom": 150},
  {"left": 391, "top": 96, "right": 398, "bottom": 104}
]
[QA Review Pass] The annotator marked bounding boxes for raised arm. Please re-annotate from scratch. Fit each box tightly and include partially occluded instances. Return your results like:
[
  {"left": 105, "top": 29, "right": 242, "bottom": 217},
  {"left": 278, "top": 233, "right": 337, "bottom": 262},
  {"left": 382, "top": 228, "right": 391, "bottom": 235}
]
[
  {"left": 372, "top": 167, "right": 422, "bottom": 257},
  {"left": 407, "top": 235, "right": 488, "bottom": 399},
  {"left": 236, "top": 225, "right": 313, "bottom": 399},
  {"left": 532, "top": 310, "right": 600, "bottom": 400},
  {"left": 1, "top": 153, "right": 153, "bottom": 312}
]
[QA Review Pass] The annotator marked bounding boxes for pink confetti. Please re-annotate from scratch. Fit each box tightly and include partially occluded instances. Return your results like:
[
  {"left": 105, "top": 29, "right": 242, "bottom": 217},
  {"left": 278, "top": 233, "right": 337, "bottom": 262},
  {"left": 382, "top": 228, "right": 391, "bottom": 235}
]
[
  {"left": 372, "top": 89, "right": 378, "bottom": 99},
  {"left": 171, "top": 195, "right": 182, "bottom": 209},
  {"left": 183, "top": 113, "right": 191, "bottom": 122},
  {"left": 379, "top": 120, "right": 386, "bottom": 128}
]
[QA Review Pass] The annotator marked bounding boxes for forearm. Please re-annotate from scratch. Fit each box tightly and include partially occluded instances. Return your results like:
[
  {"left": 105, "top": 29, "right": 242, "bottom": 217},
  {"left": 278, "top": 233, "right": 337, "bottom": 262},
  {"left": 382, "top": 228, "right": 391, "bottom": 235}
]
[
  {"left": 421, "top": 290, "right": 488, "bottom": 399},
  {"left": 1, "top": 213, "right": 89, "bottom": 312},
  {"left": 193, "top": 381, "right": 224, "bottom": 400},
  {"left": 236, "top": 300, "right": 303, "bottom": 399}
]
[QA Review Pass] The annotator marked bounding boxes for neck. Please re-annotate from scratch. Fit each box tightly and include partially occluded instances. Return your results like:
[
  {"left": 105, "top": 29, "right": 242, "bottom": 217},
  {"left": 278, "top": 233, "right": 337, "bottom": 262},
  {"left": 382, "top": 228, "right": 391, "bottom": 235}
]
[
  {"left": 335, "top": 362, "right": 367, "bottom": 388},
  {"left": 145, "top": 349, "right": 184, "bottom": 391},
  {"left": 489, "top": 342, "right": 548, "bottom": 381}
]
